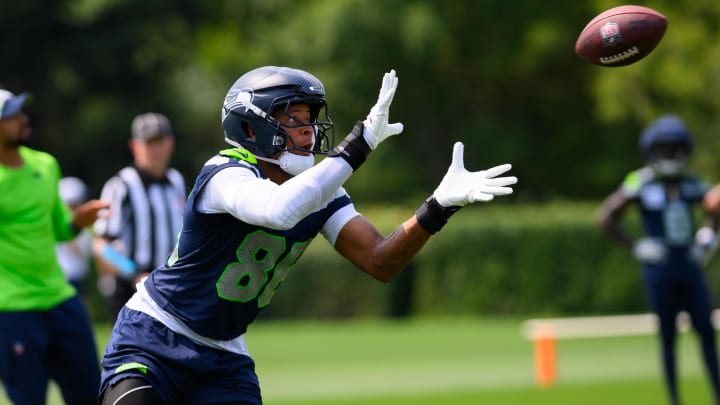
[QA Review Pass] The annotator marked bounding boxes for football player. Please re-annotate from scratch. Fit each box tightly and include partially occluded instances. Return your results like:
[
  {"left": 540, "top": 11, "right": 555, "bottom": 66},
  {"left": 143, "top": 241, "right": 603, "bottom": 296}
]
[
  {"left": 596, "top": 114, "right": 720, "bottom": 405},
  {"left": 98, "top": 67, "right": 517, "bottom": 404}
]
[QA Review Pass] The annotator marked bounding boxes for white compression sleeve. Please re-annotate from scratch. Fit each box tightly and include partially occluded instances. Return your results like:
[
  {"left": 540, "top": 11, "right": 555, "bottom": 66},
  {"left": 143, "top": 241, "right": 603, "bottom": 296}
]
[{"left": 199, "top": 157, "right": 354, "bottom": 230}]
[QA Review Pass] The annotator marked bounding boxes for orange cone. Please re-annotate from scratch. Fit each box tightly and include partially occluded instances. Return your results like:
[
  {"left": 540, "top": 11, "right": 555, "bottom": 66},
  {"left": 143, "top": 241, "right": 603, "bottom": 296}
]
[{"left": 534, "top": 329, "right": 556, "bottom": 388}]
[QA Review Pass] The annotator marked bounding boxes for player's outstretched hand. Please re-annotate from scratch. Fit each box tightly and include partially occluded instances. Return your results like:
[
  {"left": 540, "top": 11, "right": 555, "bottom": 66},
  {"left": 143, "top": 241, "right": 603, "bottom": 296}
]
[
  {"left": 433, "top": 142, "right": 517, "bottom": 207},
  {"left": 362, "top": 69, "right": 404, "bottom": 150}
]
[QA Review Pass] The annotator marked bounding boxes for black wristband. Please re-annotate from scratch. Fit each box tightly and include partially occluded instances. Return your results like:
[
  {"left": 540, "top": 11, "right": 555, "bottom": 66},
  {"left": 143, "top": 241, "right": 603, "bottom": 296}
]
[
  {"left": 328, "top": 121, "right": 371, "bottom": 171},
  {"left": 415, "top": 196, "right": 461, "bottom": 234}
]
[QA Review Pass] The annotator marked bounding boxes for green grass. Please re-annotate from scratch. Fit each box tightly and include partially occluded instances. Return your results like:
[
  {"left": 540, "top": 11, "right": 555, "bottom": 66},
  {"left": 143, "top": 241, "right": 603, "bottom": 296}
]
[
  {"left": 1, "top": 317, "right": 717, "bottom": 404},
  {"left": 251, "top": 317, "right": 711, "bottom": 405}
]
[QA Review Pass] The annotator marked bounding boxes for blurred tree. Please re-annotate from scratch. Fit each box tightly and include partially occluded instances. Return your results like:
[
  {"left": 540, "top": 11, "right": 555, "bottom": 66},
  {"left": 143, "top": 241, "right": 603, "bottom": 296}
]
[
  {"left": 217, "top": 0, "right": 626, "bottom": 201},
  {"left": 0, "top": 0, "right": 217, "bottom": 189}
]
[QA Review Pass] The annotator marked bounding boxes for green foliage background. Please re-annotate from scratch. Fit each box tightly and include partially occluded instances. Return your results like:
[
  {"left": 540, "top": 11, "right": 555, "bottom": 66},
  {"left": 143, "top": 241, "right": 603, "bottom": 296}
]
[
  {"left": 262, "top": 202, "right": 720, "bottom": 320},
  {"left": 3, "top": 0, "right": 720, "bottom": 201},
  {"left": 2, "top": 1, "right": 720, "bottom": 320}
]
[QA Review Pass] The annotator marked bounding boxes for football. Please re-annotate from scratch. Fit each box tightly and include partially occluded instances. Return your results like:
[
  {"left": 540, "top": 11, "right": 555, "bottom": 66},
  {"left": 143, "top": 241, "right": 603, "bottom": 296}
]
[{"left": 575, "top": 5, "right": 667, "bottom": 67}]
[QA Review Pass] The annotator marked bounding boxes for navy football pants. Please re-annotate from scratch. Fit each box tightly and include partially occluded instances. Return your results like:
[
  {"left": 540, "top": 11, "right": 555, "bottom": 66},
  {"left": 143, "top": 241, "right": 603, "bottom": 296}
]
[
  {"left": 0, "top": 295, "right": 100, "bottom": 405},
  {"left": 643, "top": 263, "right": 720, "bottom": 403}
]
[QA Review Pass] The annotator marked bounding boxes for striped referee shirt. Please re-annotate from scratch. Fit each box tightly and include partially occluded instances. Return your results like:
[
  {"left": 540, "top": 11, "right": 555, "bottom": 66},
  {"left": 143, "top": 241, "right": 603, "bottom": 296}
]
[{"left": 94, "top": 166, "right": 186, "bottom": 274}]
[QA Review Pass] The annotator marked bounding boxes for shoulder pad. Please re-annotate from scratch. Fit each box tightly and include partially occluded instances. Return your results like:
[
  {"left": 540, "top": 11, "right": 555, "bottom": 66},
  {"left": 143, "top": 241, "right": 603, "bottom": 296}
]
[
  {"left": 219, "top": 147, "right": 257, "bottom": 164},
  {"left": 621, "top": 167, "right": 654, "bottom": 195}
]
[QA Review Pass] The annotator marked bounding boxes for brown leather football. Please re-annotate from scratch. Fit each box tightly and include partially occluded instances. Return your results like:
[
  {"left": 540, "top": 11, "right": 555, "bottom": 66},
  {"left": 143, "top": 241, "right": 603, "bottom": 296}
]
[{"left": 575, "top": 5, "right": 667, "bottom": 67}]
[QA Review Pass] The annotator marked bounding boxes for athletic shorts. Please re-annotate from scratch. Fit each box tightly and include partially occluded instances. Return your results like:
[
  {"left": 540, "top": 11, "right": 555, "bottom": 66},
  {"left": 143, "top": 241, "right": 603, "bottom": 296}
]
[{"left": 100, "top": 307, "right": 261, "bottom": 405}]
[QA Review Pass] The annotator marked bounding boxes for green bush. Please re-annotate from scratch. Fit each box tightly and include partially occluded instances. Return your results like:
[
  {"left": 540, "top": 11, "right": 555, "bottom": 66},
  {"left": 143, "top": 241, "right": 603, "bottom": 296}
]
[{"left": 264, "top": 201, "right": 720, "bottom": 319}]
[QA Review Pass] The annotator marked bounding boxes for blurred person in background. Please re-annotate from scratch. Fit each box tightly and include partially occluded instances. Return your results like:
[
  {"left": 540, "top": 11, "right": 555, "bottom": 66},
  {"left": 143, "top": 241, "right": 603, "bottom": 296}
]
[
  {"left": 0, "top": 88, "right": 107, "bottom": 404},
  {"left": 97, "top": 67, "right": 517, "bottom": 405},
  {"left": 596, "top": 114, "right": 720, "bottom": 405},
  {"left": 93, "top": 112, "right": 186, "bottom": 323},
  {"left": 57, "top": 176, "right": 94, "bottom": 298}
]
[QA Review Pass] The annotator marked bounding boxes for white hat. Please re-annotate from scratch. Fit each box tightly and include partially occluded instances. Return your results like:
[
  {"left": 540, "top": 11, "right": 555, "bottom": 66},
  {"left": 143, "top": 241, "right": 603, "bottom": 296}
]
[{"left": 0, "top": 89, "right": 28, "bottom": 119}]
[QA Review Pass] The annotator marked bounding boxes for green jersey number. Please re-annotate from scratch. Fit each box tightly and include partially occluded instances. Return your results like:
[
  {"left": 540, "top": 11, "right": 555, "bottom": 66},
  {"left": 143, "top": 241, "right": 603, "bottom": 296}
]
[
  {"left": 663, "top": 200, "right": 693, "bottom": 246},
  {"left": 216, "top": 230, "right": 310, "bottom": 308}
]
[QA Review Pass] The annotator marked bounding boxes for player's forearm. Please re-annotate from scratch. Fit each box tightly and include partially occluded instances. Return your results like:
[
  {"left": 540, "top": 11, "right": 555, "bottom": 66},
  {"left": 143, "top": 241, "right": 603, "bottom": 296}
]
[
  {"left": 596, "top": 191, "right": 634, "bottom": 250},
  {"left": 364, "top": 217, "right": 430, "bottom": 283}
]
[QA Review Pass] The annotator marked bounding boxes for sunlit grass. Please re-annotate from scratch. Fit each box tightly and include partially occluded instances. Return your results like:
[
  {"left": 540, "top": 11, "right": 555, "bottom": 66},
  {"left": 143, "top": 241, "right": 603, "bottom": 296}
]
[{"left": 2, "top": 317, "right": 716, "bottom": 405}]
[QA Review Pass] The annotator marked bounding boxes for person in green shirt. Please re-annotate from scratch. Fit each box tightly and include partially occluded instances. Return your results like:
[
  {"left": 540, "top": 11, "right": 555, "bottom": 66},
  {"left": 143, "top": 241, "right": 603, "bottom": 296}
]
[{"left": 0, "top": 88, "right": 109, "bottom": 404}]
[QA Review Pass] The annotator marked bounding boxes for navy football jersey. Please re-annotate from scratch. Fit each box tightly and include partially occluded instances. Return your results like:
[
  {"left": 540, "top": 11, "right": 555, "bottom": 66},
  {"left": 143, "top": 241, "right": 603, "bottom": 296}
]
[
  {"left": 621, "top": 166, "right": 710, "bottom": 247},
  {"left": 144, "top": 149, "right": 352, "bottom": 340}
]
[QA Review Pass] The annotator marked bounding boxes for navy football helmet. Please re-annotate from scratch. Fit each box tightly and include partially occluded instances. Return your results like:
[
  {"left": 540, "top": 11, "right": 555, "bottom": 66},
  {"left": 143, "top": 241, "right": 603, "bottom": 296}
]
[
  {"left": 221, "top": 66, "right": 334, "bottom": 157},
  {"left": 638, "top": 114, "right": 692, "bottom": 177}
]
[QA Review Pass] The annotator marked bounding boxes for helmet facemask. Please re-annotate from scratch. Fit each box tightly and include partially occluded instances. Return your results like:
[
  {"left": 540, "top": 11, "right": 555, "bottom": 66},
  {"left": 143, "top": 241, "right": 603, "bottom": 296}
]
[
  {"left": 648, "top": 141, "right": 689, "bottom": 178},
  {"left": 268, "top": 101, "right": 334, "bottom": 175},
  {"left": 270, "top": 99, "right": 334, "bottom": 156}
]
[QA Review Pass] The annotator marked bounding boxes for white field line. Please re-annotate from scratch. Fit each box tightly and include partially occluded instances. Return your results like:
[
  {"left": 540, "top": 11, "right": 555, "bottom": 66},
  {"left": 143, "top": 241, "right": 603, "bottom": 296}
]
[{"left": 522, "top": 309, "right": 720, "bottom": 340}]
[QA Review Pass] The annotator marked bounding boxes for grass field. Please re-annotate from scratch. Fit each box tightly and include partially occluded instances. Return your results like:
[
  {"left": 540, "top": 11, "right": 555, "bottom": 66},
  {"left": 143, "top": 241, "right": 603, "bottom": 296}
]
[{"left": 1, "top": 317, "right": 716, "bottom": 404}]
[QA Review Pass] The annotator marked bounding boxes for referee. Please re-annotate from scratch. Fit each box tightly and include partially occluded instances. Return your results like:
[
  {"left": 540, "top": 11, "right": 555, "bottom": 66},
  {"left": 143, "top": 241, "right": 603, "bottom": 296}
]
[{"left": 94, "top": 112, "right": 186, "bottom": 323}]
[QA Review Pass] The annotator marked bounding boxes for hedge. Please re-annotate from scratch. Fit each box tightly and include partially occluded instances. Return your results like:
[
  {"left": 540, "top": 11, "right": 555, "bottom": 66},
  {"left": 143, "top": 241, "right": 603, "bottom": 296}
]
[
  {"left": 263, "top": 201, "right": 720, "bottom": 319},
  {"left": 82, "top": 201, "right": 720, "bottom": 323}
]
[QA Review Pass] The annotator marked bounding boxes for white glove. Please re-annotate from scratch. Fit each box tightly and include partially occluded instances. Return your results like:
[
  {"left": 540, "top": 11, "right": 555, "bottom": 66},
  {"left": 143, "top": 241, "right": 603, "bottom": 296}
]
[
  {"left": 362, "top": 69, "right": 404, "bottom": 150},
  {"left": 695, "top": 226, "right": 717, "bottom": 247},
  {"left": 433, "top": 142, "right": 517, "bottom": 207},
  {"left": 690, "top": 226, "right": 717, "bottom": 265},
  {"left": 632, "top": 237, "right": 668, "bottom": 264}
]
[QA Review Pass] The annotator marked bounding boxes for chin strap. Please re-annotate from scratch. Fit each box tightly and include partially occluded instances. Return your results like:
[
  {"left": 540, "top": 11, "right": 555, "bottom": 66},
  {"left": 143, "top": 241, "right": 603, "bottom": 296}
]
[
  {"left": 255, "top": 155, "right": 282, "bottom": 166},
  {"left": 256, "top": 152, "right": 315, "bottom": 176}
]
